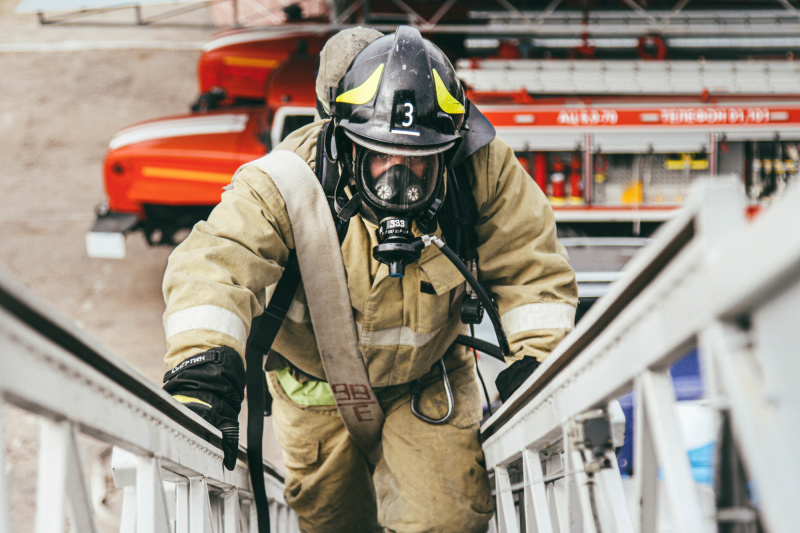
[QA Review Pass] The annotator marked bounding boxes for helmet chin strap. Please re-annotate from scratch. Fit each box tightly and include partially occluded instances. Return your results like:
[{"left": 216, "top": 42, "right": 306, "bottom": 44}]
[
  {"left": 333, "top": 182, "right": 365, "bottom": 225},
  {"left": 331, "top": 145, "right": 366, "bottom": 225}
]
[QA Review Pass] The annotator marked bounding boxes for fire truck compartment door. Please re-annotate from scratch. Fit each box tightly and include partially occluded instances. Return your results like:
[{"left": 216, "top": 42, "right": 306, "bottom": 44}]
[
  {"left": 593, "top": 132, "right": 709, "bottom": 154},
  {"left": 720, "top": 130, "right": 800, "bottom": 141},
  {"left": 495, "top": 129, "right": 584, "bottom": 151}
]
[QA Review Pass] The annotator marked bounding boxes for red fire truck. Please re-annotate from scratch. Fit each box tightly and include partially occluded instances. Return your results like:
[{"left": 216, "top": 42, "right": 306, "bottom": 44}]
[
  {"left": 81, "top": 0, "right": 800, "bottom": 438},
  {"left": 86, "top": 46, "right": 319, "bottom": 256},
  {"left": 86, "top": 5, "right": 800, "bottom": 266}
]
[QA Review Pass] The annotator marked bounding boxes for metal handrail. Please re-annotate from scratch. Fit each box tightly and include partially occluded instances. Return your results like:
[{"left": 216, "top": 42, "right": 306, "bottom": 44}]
[
  {"left": 482, "top": 197, "right": 695, "bottom": 439},
  {"left": 0, "top": 264, "right": 295, "bottom": 531},
  {"left": 0, "top": 268, "right": 284, "bottom": 482},
  {"left": 480, "top": 176, "right": 800, "bottom": 533}
]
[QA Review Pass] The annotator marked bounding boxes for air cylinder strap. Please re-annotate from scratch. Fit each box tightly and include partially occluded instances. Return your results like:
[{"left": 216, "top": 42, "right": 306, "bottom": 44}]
[{"left": 249, "top": 150, "right": 384, "bottom": 464}]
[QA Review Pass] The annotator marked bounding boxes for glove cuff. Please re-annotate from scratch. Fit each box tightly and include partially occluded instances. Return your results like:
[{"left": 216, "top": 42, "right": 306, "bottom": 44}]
[
  {"left": 164, "top": 347, "right": 245, "bottom": 401},
  {"left": 164, "top": 346, "right": 246, "bottom": 426},
  {"left": 495, "top": 356, "right": 541, "bottom": 403}
]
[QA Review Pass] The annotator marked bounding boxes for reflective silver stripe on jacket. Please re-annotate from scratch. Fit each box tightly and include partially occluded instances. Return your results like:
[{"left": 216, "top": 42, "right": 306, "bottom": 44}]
[
  {"left": 164, "top": 305, "right": 248, "bottom": 348},
  {"left": 500, "top": 302, "right": 576, "bottom": 336},
  {"left": 356, "top": 322, "right": 442, "bottom": 348}
]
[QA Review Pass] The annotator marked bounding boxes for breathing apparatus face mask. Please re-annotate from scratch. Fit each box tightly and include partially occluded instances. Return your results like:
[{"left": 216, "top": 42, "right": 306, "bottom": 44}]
[
  {"left": 357, "top": 148, "right": 442, "bottom": 218},
  {"left": 337, "top": 139, "right": 446, "bottom": 278}
]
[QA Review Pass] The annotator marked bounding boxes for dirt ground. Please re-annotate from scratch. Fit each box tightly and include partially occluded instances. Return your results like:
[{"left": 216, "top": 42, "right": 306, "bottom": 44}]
[{"left": 0, "top": 2, "right": 283, "bottom": 530}]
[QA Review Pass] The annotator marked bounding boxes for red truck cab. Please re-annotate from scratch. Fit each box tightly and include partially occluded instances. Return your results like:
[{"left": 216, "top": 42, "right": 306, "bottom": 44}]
[{"left": 86, "top": 48, "right": 318, "bottom": 259}]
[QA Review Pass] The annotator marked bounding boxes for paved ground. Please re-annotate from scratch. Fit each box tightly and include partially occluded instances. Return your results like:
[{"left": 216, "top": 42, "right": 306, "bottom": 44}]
[{"left": 0, "top": 2, "right": 283, "bottom": 530}]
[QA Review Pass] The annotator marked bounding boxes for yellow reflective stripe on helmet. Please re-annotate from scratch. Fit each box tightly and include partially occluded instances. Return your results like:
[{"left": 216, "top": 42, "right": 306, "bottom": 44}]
[
  {"left": 275, "top": 367, "right": 335, "bottom": 406},
  {"left": 432, "top": 68, "right": 465, "bottom": 115},
  {"left": 336, "top": 63, "right": 385, "bottom": 105},
  {"left": 173, "top": 395, "right": 212, "bottom": 408}
]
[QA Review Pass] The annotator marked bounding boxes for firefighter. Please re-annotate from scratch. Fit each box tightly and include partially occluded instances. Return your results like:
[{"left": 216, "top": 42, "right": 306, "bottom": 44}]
[{"left": 162, "top": 26, "right": 577, "bottom": 532}]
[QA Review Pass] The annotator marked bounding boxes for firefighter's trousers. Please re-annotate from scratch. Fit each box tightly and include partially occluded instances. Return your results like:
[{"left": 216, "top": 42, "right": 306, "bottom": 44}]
[{"left": 267, "top": 345, "right": 494, "bottom": 533}]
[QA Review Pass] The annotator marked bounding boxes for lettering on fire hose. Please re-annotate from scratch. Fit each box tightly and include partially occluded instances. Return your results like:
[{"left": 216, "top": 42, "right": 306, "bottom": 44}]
[{"left": 331, "top": 383, "right": 378, "bottom": 422}]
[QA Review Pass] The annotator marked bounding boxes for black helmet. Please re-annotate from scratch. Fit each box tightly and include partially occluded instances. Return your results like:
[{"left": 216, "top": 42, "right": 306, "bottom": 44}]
[
  {"left": 331, "top": 26, "right": 466, "bottom": 223},
  {"left": 334, "top": 25, "right": 465, "bottom": 153}
]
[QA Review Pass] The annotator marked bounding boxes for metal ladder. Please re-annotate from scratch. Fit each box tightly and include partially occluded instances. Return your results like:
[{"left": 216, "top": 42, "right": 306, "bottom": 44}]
[
  {"left": 481, "top": 176, "right": 800, "bottom": 533},
  {"left": 456, "top": 59, "right": 800, "bottom": 96},
  {"left": 0, "top": 270, "right": 298, "bottom": 532}
]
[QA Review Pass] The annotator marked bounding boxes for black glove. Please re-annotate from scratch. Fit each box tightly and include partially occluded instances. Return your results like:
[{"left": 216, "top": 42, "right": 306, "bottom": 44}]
[
  {"left": 164, "top": 346, "right": 246, "bottom": 470},
  {"left": 495, "top": 356, "right": 541, "bottom": 403}
]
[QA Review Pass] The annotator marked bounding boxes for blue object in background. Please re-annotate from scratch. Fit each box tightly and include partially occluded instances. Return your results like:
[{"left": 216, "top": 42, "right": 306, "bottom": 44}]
[
  {"left": 670, "top": 348, "right": 704, "bottom": 401},
  {"left": 687, "top": 442, "right": 715, "bottom": 485},
  {"left": 616, "top": 349, "right": 713, "bottom": 484}
]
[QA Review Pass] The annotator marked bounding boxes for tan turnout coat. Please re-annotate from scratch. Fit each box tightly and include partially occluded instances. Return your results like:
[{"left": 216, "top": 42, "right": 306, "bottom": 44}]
[{"left": 163, "top": 120, "right": 578, "bottom": 387}]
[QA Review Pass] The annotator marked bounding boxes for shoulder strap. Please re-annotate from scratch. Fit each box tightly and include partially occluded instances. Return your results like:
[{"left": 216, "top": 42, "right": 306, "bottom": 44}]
[
  {"left": 244, "top": 251, "right": 300, "bottom": 533},
  {"left": 439, "top": 163, "right": 480, "bottom": 261}
]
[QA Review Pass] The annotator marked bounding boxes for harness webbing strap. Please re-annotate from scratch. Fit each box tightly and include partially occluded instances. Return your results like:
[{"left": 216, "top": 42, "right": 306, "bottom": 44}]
[
  {"left": 250, "top": 150, "right": 384, "bottom": 464},
  {"left": 245, "top": 250, "right": 300, "bottom": 533}
]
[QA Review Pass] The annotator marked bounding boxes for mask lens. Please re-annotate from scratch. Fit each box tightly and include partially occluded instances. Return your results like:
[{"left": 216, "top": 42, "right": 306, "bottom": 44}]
[{"left": 360, "top": 151, "right": 440, "bottom": 213}]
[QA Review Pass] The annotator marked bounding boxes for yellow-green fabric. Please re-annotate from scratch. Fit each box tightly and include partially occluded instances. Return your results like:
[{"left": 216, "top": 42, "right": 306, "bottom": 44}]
[
  {"left": 267, "top": 344, "right": 493, "bottom": 533},
  {"left": 274, "top": 367, "right": 335, "bottom": 406},
  {"left": 163, "top": 119, "right": 578, "bottom": 379}
]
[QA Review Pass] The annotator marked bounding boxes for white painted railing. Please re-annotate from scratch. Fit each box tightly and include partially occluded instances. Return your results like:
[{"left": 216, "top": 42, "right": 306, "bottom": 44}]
[
  {"left": 481, "top": 176, "right": 800, "bottom": 533},
  {"left": 0, "top": 268, "right": 297, "bottom": 532},
  {"left": 6, "top": 175, "right": 798, "bottom": 533}
]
